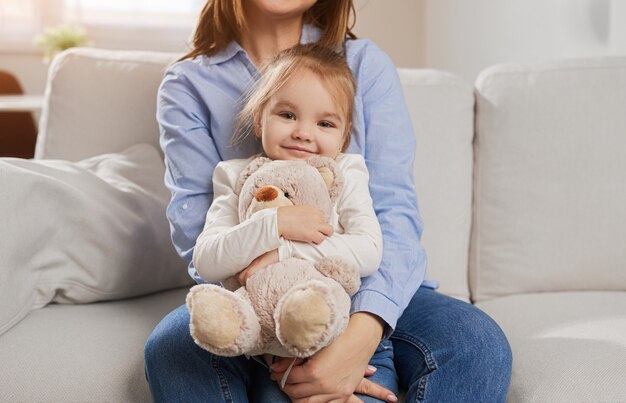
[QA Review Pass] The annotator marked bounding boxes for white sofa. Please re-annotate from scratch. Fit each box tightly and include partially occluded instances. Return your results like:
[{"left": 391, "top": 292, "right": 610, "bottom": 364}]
[{"left": 1, "top": 48, "right": 625, "bottom": 402}]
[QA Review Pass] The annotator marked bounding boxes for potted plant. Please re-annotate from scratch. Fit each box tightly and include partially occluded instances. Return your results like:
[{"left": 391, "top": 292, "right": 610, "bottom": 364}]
[{"left": 34, "top": 24, "right": 91, "bottom": 63}]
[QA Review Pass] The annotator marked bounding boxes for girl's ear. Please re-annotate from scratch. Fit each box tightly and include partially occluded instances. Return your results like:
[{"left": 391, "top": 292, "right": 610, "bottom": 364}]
[{"left": 254, "top": 114, "right": 263, "bottom": 139}]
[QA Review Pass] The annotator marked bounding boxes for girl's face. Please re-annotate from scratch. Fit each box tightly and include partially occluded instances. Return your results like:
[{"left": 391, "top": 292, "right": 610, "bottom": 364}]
[
  {"left": 258, "top": 70, "right": 348, "bottom": 161},
  {"left": 243, "top": 0, "right": 317, "bottom": 21}
]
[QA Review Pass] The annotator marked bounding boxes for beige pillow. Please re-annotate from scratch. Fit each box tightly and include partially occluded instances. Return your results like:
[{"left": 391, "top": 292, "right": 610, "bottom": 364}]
[
  {"left": 471, "top": 57, "right": 626, "bottom": 301},
  {"left": 0, "top": 144, "right": 191, "bottom": 335}
]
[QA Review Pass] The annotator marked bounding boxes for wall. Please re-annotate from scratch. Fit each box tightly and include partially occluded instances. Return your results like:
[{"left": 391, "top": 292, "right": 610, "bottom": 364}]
[
  {"left": 421, "top": 0, "right": 626, "bottom": 82},
  {"left": 353, "top": 0, "right": 422, "bottom": 68}
]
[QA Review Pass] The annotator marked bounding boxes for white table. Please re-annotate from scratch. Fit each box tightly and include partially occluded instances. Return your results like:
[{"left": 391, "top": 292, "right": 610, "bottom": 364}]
[{"left": 0, "top": 95, "right": 44, "bottom": 112}]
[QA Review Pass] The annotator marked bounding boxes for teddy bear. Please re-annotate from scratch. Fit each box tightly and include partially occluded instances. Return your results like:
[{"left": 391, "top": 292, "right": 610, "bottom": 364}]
[{"left": 185, "top": 155, "right": 361, "bottom": 359}]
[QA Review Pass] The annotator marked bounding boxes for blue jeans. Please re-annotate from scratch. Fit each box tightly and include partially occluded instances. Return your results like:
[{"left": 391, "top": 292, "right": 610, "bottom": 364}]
[{"left": 144, "top": 287, "right": 512, "bottom": 402}]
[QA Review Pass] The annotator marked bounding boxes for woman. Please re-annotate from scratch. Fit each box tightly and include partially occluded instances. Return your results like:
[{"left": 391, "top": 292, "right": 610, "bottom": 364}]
[{"left": 145, "top": 1, "right": 512, "bottom": 402}]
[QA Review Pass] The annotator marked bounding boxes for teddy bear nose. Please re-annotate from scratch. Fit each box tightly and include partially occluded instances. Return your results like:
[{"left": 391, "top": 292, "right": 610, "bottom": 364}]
[{"left": 255, "top": 186, "right": 278, "bottom": 202}]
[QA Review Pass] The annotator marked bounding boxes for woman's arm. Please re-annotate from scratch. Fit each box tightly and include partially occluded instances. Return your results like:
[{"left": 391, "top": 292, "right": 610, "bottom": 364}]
[
  {"left": 351, "top": 40, "right": 427, "bottom": 334},
  {"left": 157, "top": 63, "right": 220, "bottom": 279},
  {"left": 279, "top": 154, "right": 383, "bottom": 276}
]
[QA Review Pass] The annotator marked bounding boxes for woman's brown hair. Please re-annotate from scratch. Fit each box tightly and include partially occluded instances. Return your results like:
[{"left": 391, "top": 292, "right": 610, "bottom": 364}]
[{"left": 180, "top": 0, "right": 356, "bottom": 61}]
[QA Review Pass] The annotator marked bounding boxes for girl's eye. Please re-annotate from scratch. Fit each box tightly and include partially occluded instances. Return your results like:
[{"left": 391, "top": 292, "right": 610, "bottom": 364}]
[
  {"left": 279, "top": 112, "right": 295, "bottom": 120},
  {"left": 318, "top": 120, "right": 336, "bottom": 128}
]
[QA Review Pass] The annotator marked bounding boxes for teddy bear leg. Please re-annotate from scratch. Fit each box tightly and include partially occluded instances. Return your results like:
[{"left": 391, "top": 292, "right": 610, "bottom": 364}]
[
  {"left": 314, "top": 256, "right": 361, "bottom": 295},
  {"left": 274, "top": 279, "right": 351, "bottom": 357},
  {"left": 186, "top": 284, "right": 261, "bottom": 356}
]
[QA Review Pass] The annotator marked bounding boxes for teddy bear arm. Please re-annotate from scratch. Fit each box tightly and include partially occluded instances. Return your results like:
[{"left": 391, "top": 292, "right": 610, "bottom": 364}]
[
  {"left": 222, "top": 275, "right": 241, "bottom": 291},
  {"left": 314, "top": 256, "right": 361, "bottom": 296}
]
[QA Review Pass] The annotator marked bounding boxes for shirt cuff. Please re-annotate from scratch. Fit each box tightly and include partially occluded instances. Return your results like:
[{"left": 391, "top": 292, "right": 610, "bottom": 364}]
[
  {"left": 278, "top": 238, "right": 293, "bottom": 261},
  {"left": 271, "top": 207, "right": 292, "bottom": 261},
  {"left": 350, "top": 289, "right": 400, "bottom": 339}
]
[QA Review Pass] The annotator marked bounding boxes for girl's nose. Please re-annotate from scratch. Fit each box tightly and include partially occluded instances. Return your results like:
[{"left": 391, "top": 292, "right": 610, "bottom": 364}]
[{"left": 293, "top": 124, "right": 313, "bottom": 141}]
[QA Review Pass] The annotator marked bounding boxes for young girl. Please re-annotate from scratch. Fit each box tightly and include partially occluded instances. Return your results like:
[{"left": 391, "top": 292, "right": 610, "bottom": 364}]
[
  {"left": 146, "top": 1, "right": 512, "bottom": 402},
  {"left": 193, "top": 44, "right": 382, "bottom": 291},
  {"left": 192, "top": 47, "right": 383, "bottom": 382}
]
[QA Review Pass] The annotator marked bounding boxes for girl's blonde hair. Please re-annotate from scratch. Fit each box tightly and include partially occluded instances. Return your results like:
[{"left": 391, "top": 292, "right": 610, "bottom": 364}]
[
  {"left": 180, "top": 0, "right": 356, "bottom": 61},
  {"left": 235, "top": 44, "right": 356, "bottom": 152}
]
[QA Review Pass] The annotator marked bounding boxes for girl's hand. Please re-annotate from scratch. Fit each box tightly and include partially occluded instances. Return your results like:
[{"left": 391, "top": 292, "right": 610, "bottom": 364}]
[
  {"left": 277, "top": 205, "right": 333, "bottom": 244},
  {"left": 270, "top": 312, "right": 398, "bottom": 403},
  {"left": 237, "top": 249, "right": 279, "bottom": 286}
]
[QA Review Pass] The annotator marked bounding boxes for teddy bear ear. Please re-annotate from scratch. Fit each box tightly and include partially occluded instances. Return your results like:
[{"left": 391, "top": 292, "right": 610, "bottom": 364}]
[
  {"left": 305, "top": 156, "right": 344, "bottom": 202},
  {"left": 235, "top": 156, "right": 273, "bottom": 195}
]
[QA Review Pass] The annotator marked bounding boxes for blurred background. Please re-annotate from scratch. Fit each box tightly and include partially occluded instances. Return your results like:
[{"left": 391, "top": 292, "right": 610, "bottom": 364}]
[{"left": 1, "top": 0, "right": 625, "bottom": 98}]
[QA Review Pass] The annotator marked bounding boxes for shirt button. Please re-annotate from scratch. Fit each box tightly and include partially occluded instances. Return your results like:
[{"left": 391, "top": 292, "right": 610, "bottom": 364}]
[{"left": 182, "top": 203, "right": 188, "bottom": 209}]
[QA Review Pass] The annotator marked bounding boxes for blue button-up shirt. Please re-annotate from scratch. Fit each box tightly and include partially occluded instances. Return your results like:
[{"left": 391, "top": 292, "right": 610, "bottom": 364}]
[{"left": 157, "top": 25, "right": 434, "bottom": 336}]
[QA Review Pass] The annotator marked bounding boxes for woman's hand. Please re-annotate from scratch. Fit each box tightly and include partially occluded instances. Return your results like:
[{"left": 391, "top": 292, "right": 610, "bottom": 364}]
[
  {"left": 270, "top": 312, "right": 398, "bottom": 403},
  {"left": 237, "top": 249, "right": 279, "bottom": 286},
  {"left": 277, "top": 205, "right": 333, "bottom": 244}
]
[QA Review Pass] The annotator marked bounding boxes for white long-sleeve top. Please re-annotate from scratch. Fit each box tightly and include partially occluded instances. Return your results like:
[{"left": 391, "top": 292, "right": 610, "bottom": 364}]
[{"left": 193, "top": 153, "right": 383, "bottom": 283}]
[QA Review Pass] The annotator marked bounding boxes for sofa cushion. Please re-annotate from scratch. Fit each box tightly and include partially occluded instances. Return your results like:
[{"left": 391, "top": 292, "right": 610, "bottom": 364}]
[
  {"left": 0, "top": 144, "right": 191, "bottom": 335},
  {"left": 477, "top": 292, "right": 626, "bottom": 402},
  {"left": 0, "top": 287, "right": 188, "bottom": 402},
  {"left": 472, "top": 56, "right": 626, "bottom": 301},
  {"left": 35, "top": 48, "right": 179, "bottom": 161},
  {"left": 399, "top": 69, "right": 474, "bottom": 300}
]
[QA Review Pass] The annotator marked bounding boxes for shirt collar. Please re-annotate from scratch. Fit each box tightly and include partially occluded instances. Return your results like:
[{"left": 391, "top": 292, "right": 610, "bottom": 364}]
[
  {"left": 206, "top": 23, "right": 322, "bottom": 66},
  {"left": 206, "top": 40, "right": 244, "bottom": 65}
]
